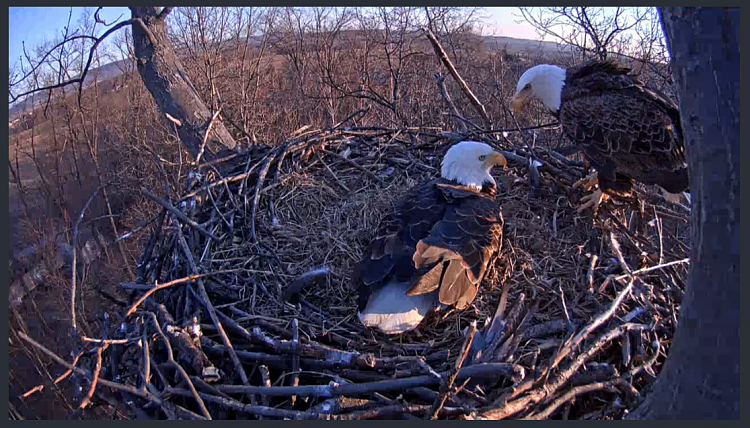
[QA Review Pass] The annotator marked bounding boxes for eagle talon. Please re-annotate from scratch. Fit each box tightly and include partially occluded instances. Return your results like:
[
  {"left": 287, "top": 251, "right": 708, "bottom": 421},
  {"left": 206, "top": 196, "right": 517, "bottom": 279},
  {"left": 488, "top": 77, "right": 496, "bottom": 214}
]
[
  {"left": 572, "top": 171, "right": 599, "bottom": 192},
  {"left": 577, "top": 188, "right": 609, "bottom": 214}
]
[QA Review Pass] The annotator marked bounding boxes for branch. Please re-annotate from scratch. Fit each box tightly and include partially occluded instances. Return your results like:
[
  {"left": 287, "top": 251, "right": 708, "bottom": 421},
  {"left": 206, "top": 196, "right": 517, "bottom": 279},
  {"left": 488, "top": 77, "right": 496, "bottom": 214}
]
[
  {"left": 140, "top": 188, "right": 221, "bottom": 241},
  {"left": 9, "top": 19, "right": 135, "bottom": 106},
  {"left": 17, "top": 332, "right": 160, "bottom": 404},
  {"left": 157, "top": 7, "right": 174, "bottom": 21},
  {"left": 214, "top": 362, "right": 523, "bottom": 398},
  {"left": 423, "top": 28, "right": 491, "bottom": 128}
]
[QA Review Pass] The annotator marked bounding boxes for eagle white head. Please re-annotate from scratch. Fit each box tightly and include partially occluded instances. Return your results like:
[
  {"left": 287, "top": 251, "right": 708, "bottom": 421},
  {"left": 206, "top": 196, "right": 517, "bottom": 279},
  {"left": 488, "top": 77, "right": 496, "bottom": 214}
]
[
  {"left": 441, "top": 141, "right": 507, "bottom": 190},
  {"left": 511, "top": 64, "right": 567, "bottom": 113}
]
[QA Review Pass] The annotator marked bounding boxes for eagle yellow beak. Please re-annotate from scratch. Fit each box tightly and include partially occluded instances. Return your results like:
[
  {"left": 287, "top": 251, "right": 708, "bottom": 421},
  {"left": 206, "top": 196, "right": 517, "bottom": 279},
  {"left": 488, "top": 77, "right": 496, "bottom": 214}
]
[
  {"left": 510, "top": 92, "right": 530, "bottom": 113},
  {"left": 488, "top": 151, "right": 507, "bottom": 168}
]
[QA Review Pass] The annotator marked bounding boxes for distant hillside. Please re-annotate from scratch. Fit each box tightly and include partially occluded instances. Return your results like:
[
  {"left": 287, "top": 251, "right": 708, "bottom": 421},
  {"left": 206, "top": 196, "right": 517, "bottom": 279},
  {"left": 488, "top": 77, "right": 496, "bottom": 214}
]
[
  {"left": 9, "top": 33, "right": 572, "bottom": 121},
  {"left": 9, "top": 58, "right": 130, "bottom": 121},
  {"left": 483, "top": 35, "right": 575, "bottom": 56}
]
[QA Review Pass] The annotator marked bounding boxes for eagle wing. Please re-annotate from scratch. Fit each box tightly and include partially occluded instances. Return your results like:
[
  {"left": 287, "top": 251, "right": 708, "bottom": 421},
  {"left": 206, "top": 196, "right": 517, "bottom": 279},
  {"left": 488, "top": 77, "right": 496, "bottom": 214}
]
[
  {"left": 559, "top": 86, "right": 687, "bottom": 187},
  {"left": 353, "top": 180, "right": 503, "bottom": 313},
  {"left": 353, "top": 180, "right": 448, "bottom": 312},
  {"left": 406, "top": 184, "right": 503, "bottom": 310}
]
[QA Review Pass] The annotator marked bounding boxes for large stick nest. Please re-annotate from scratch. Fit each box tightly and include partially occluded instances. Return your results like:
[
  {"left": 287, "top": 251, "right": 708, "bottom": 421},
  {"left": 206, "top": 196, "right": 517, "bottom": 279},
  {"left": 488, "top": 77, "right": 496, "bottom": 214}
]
[{"left": 82, "top": 119, "right": 691, "bottom": 419}]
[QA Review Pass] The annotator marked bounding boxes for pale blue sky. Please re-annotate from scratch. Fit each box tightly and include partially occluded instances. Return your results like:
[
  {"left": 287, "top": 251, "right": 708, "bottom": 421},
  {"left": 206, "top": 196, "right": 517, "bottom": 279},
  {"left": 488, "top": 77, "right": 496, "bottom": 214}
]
[
  {"left": 9, "top": 7, "right": 541, "bottom": 68},
  {"left": 9, "top": 7, "right": 131, "bottom": 67}
]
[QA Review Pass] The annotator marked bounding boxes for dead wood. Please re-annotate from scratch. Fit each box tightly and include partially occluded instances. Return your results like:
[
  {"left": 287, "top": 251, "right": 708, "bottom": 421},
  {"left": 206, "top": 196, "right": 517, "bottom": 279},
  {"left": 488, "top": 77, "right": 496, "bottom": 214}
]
[{"left": 14, "top": 116, "right": 690, "bottom": 419}]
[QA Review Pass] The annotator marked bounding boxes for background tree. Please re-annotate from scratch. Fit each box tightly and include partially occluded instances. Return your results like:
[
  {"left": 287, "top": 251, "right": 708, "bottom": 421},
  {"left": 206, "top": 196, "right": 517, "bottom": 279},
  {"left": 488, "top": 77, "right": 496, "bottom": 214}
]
[{"left": 627, "top": 6, "right": 740, "bottom": 419}]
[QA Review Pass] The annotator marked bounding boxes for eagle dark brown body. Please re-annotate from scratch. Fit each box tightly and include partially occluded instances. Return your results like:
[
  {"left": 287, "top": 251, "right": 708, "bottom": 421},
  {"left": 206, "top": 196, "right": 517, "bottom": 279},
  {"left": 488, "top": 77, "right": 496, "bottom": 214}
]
[
  {"left": 558, "top": 60, "right": 689, "bottom": 196},
  {"left": 353, "top": 177, "right": 503, "bottom": 333}
]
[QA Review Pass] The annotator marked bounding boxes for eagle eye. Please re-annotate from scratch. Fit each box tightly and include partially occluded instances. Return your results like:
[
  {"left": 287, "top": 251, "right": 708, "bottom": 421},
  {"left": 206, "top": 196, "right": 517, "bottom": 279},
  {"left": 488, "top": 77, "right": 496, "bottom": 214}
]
[
  {"left": 478, "top": 155, "right": 487, "bottom": 161},
  {"left": 523, "top": 83, "right": 531, "bottom": 90}
]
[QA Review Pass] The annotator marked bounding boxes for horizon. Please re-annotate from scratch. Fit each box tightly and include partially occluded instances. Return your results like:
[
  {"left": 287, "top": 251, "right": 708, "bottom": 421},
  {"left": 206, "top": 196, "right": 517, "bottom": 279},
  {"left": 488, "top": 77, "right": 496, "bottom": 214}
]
[
  {"left": 8, "top": 7, "right": 546, "bottom": 68},
  {"left": 9, "top": 7, "right": 553, "bottom": 112}
]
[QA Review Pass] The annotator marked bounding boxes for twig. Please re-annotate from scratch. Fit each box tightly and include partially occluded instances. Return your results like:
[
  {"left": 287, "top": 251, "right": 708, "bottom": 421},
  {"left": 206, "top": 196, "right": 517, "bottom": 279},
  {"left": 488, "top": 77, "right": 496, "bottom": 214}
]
[
  {"left": 626, "top": 336, "right": 661, "bottom": 379},
  {"left": 214, "top": 362, "right": 523, "bottom": 398},
  {"left": 550, "top": 278, "right": 634, "bottom": 369},
  {"left": 124, "top": 269, "right": 240, "bottom": 316},
  {"left": 613, "top": 258, "right": 690, "bottom": 282},
  {"left": 79, "top": 343, "right": 108, "bottom": 409},
  {"left": 291, "top": 318, "right": 301, "bottom": 406},
  {"left": 143, "top": 311, "right": 212, "bottom": 419},
  {"left": 609, "top": 232, "right": 633, "bottom": 275},
  {"left": 332, "top": 107, "right": 371, "bottom": 131},
  {"left": 558, "top": 285, "right": 575, "bottom": 333},
  {"left": 175, "top": 228, "right": 250, "bottom": 388},
  {"left": 319, "top": 149, "right": 384, "bottom": 185},
  {"left": 586, "top": 254, "right": 599, "bottom": 293},
  {"left": 21, "top": 348, "right": 85, "bottom": 398},
  {"left": 17, "top": 332, "right": 160, "bottom": 404},
  {"left": 195, "top": 109, "right": 222, "bottom": 166},
  {"left": 141, "top": 188, "right": 220, "bottom": 241},
  {"left": 434, "top": 72, "right": 469, "bottom": 133},
  {"left": 71, "top": 183, "right": 109, "bottom": 339},
  {"left": 427, "top": 320, "right": 477, "bottom": 419},
  {"left": 522, "top": 380, "right": 626, "bottom": 420},
  {"left": 250, "top": 149, "right": 277, "bottom": 241},
  {"left": 424, "top": 28, "right": 491, "bottom": 128},
  {"left": 317, "top": 151, "right": 350, "bottom": 193}
]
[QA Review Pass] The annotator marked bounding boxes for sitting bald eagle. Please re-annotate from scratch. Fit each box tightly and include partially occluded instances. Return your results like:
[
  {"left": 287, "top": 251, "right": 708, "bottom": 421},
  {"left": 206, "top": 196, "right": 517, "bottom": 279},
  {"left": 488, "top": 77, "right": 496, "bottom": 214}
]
[
  {"left": 354, "top": 141, "right": 507, "bottom": 334},
  {"left": 511, "top": 59, "right": 689, "bottom": 213}
]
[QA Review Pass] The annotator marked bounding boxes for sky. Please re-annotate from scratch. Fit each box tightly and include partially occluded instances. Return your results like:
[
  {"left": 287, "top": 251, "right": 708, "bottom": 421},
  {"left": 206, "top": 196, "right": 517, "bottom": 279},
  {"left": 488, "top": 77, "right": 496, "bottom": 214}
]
[
  {"left": 8, "top": 7, "right": 543, "bottom": 68},
  {"left": 8, "top": 7, "right": 131, "bottom": 67}
]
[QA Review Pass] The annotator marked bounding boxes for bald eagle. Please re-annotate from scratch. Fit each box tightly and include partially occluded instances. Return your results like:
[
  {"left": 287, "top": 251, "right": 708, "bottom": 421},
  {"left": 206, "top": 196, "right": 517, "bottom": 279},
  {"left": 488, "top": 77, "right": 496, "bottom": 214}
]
[
  {"left": 511, "top": 59, "right": 689, "bottom": 213},
  {"left": 354, "top": 141, "right": 507, "bottom": 334}
]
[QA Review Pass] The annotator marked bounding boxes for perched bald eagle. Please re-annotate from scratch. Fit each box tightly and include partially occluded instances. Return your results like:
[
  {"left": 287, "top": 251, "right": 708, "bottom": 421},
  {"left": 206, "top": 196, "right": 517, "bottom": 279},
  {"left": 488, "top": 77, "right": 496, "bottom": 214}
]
[
  {"left": 511, "top": 59, "right": 689, "bottom": 213},
  {"left": 354, "top": 141, "right": 507, "bottom": 334}
]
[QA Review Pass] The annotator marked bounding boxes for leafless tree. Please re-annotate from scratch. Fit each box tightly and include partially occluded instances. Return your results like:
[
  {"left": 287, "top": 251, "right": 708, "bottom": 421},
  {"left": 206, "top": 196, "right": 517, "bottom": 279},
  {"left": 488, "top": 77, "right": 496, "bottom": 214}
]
[{"left": 517, "top": 7, "right": 652, "bottom": 62}]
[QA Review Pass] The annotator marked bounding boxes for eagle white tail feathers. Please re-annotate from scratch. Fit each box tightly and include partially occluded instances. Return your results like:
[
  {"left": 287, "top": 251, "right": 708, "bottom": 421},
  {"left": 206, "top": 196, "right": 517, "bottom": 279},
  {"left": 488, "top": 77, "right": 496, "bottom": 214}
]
[{"left": 358, "top": 280, "right": 440, "bottom": 335}]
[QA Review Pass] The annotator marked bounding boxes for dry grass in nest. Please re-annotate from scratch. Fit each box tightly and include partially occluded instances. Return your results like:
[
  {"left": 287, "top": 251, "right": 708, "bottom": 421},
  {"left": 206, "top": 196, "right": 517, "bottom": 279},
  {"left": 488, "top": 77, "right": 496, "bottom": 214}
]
[{"left": 18, "top": 122, "right": 691, "bottom": 420}]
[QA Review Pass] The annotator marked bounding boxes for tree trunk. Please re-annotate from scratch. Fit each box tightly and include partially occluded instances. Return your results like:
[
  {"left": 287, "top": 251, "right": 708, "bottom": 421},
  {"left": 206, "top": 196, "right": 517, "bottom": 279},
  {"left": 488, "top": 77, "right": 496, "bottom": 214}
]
[
  {"left": 627, "top": 7, "right": 740, "bottom": 419},
  {"left": 129, "top": 7, "right": 236, "bottom": 160}
]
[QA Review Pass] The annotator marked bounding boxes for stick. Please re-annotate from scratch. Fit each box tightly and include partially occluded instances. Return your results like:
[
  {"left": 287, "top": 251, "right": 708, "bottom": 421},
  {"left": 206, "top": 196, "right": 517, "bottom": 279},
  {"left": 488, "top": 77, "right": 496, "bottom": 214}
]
[
  {"left": 215, "top": 362, "right": 523, "bottom": 398},
  {"left": 551, "top": 279, "right": 635, "bottom": 370},
  {"left": 427, "top": 320, "right": 477, "bottom": 419},
  {"left": 166, "top": 388, "right": 466, "bottom": 420},
  {"left": 586, "top": 254, "right": 599, "bottom": 294},
  {"left": 291, "top": 318, "right": 301, "bottom": 406},
  {"left": 123, "top": 269, "right": 240, "bottom": 316},
  {"left": 79, "top": 344, "right": 108, "bottom": 409},
  {"left": 195, "top": 109, "right": 222, "bottom": 166},
  {"left": 613, "top": 258, "right": 690, "bottom": 282},
  {"left": 281, "top": 265, "right": 330, "bottom": 303},
  {"left": 21, "top": 348, "right": 85, "bottom": 398},
  {"left": 522, "top": 380, "right": 622, "bottom": 420},
  {"left": 319, "top": 149, "right": 384, "bottom": 185},
  {"left": 609, "top": 231, "right": 633, "bottom": 276},
  {"left": 141, "top": 188, "right": 220, "bottom": 241},
  {"left": 143, "top": 311, "right": 212, "bottom": 420},
  {"left": 424, "top": 28, "right": 491, "bottom": 128},
  {"left": 17, "top": 332, "right": 159, "bottom": 404},
  {"left": 434, "top": 71, "right": 469, "bottom": 133},
  {"left": 71, "top": 183, "right": 109, "bottom": 339},
  {"left": 250, "top": 149, "right": 277, "bottom": 241},
  {"left": 175, "top": 228, "right": 250, "bottom": 389}
]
